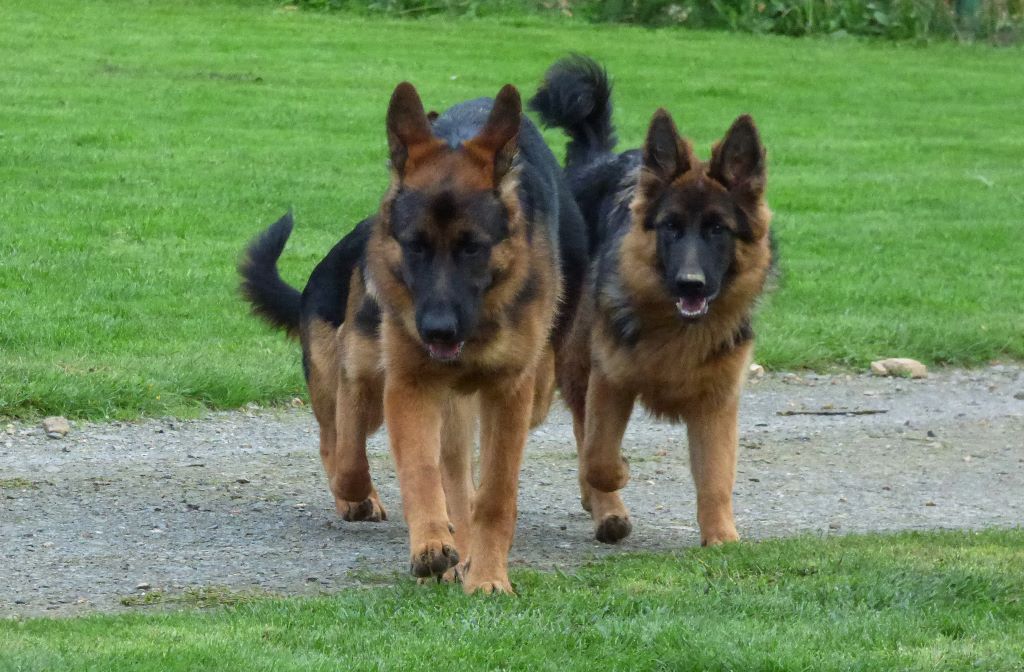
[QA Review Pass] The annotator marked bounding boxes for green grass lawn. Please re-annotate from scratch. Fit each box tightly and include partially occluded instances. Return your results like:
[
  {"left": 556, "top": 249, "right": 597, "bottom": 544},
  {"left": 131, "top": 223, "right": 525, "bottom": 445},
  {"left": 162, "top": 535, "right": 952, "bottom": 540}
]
[
  {"left": 1, "top": 1, "right": 1022, "bottom": 419},
  {"left": 2, "top": 530, "right": 1022, "bottom": 670}
]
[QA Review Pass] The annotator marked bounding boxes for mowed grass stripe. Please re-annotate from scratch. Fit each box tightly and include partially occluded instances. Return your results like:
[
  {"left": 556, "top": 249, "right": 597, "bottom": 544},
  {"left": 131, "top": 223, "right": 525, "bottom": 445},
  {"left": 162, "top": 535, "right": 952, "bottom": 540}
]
[
  {"left": 2, "top": 530, "right": 1023, "bottom": 670},
  {"left": 1, "top": 1, "right": 1022, "bottom": 418}
]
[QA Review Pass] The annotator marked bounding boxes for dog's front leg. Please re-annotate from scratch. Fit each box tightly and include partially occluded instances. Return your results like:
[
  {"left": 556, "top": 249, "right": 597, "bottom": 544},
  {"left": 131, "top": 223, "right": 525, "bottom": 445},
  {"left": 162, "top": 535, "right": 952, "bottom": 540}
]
[
  {"left": 461, "top": 371, "right": 535, "bottom": 595},
  {"left": 384, "top": 375, "right": 458, "bottom": 580},
  {"left": 439, "top": 392, "right": 477, "bottom": 565},
  {"left": 686, "top": 393, "right": 741, "bottom": 546}
]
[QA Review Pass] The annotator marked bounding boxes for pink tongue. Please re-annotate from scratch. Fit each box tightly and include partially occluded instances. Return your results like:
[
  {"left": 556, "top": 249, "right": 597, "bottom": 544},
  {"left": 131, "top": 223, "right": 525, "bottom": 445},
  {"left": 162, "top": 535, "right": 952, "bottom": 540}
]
[
  {"left": 680, "top": 297, "right": 706, "bottom": 313},
  {"left": 428, "top": 342, "right": 461, "bottom": 359}
]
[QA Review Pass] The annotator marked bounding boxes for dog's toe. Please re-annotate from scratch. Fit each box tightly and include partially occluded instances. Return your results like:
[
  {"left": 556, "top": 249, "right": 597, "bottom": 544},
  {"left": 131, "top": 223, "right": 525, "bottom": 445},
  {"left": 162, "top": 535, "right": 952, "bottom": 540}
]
[{"left": 595, "top": 514, "right": 632, "bottom": 544}]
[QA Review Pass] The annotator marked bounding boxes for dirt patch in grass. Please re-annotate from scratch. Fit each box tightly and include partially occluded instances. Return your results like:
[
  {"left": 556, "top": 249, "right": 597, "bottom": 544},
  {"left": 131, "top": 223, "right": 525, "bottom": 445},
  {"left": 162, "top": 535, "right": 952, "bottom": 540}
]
[{"left": 2, "top": 366, "right": 1022, "bottom": 616}]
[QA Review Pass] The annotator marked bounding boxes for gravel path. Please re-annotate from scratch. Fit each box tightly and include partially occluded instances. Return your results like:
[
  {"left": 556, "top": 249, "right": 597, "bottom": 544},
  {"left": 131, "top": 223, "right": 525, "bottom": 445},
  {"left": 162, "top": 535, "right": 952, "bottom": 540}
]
[{"left": 3, "top": 366, "right": 1022, "bottom": 617}]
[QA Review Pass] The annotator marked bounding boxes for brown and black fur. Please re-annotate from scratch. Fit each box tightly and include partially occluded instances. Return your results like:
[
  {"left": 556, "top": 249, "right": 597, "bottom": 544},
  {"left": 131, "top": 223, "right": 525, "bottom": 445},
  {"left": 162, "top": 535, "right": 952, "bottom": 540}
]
[
  {"left": 240, "top": 82, "right": 587, "bottom": 593},
  {"left": 531, "top": 55, "right": 774, "bottom": 546}
]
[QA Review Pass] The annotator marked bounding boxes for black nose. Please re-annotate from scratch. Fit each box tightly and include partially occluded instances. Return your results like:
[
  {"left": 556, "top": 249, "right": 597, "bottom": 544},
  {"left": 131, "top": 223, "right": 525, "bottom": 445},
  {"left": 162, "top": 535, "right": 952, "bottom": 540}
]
[
  {"left": 418, "top": 308, "right": 459, "bottom": 344},
  {"left": 675, "top": 272, "right": 706, "bottom": 296}
]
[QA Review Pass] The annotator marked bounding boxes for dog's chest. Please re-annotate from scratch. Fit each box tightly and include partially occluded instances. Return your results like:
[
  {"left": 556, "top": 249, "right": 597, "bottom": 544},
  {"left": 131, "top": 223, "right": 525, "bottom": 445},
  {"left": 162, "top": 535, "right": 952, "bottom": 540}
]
[{"left": 598, "top": 321, "right": 749, "bottom": 418}]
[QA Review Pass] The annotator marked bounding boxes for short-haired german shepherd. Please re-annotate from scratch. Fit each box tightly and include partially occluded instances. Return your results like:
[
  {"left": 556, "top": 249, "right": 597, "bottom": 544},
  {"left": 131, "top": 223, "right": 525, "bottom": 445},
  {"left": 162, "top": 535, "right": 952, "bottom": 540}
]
[
  {"left": 240, "top": 82, "right": 587, "bottom": 593},
  {"left": 530, "top": 55, "right": 773, "bottom": 547}
]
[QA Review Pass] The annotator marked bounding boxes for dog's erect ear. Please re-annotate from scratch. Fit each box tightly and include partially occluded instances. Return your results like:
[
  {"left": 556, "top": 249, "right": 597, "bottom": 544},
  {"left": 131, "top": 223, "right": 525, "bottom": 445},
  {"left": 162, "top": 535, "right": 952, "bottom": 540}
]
[
  {"left": 709, "top": 115, "right": 766, "bottom": 198},
  {"left": 386, "top": 82, "right": 437, "bottom": 177},
  {"left": 641, "top": 109, "right": 692, "bottom": 184},
  {"left": 464, "top": 84, "right": 522, "bottom": 186}
]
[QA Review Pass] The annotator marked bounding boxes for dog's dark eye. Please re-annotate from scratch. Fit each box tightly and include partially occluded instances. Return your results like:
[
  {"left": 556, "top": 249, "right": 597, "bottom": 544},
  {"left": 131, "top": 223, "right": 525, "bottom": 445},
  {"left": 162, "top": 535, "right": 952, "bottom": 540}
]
[
  {"left": 459, "top": 240, "right": 486, "bottom": 257},
  {"left": 704, "top": 216, "right": 726, "bottom": 235},
  {"left": 406, "top": 238, "right": 429, "bottom": 256},
  {"left": 659, "top": 217, "right": 686, "bottom": 239}
]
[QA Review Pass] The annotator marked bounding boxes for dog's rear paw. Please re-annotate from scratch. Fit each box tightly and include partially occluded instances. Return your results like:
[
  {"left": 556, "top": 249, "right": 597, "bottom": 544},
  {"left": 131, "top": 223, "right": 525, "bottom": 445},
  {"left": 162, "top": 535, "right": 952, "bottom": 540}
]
[
  {"left": 701, "top": 527, "right": 739, "bottom": 547},
  {"left": 410, "top": 541, "right": 459, "bottom": 579},
  {"left": 335, "top": 495, "right": 387, "bottom": 522},
  {"left": 465, "top": 579, "right": 514, "bottom": 595},
  {"left": 440, "top": 559, "right": 468, "bottom": 585},
  {"left": 594, "top": 514, "right": 632, "bottom": 544}
]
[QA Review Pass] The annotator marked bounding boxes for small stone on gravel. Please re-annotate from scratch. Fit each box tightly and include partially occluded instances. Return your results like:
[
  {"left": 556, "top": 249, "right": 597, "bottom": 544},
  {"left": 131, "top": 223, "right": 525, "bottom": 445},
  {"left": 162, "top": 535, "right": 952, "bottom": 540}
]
[
  {"left": 870, "top": 358, "right": 928, "bottom": 379},
  {"left": 1014, "top": 391, "right": 1024, "bottom": 400},
  {"left": 135, "top": 582, "right": 151, "bottom": 591},
  {"left": 749, "top": 363, "right": 766, "bottom": 378},
  {"left": 42, "top": 416, "right": 71, "bottom": 438}
]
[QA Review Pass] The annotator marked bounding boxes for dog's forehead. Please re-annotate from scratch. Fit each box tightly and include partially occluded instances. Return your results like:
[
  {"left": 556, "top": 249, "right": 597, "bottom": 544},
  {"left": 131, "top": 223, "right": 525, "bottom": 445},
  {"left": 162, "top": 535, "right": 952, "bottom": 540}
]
[
  {"left": 660, "top": 172, "right": 732, "bottom": 216},
  {"left": 401, "top": 147, "right": 493, "bottom": 192},
  {"left": 391, "top": 184, "right": 502, "bottom": 239}
]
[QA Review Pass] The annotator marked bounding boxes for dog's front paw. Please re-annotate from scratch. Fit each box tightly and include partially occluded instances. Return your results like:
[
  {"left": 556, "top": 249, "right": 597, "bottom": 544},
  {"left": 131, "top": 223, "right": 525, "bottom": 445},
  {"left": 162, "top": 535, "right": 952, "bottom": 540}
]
[
  {"left": 700, "top": 525, "right": 739, "bottom": 547},
  {"left": 458, "top": 558, "right": 514, "bottom": 595},
  {"left": 409, "top": 539, "right": 459, "bottom": 579},
  {"left": 594, "top": 513, "right": 632, "bottom": 544}
]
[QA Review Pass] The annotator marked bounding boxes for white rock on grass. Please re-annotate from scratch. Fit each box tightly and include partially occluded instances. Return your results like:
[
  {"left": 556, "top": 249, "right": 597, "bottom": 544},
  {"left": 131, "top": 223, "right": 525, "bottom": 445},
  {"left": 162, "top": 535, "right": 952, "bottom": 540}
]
[
  {"left": 749, "top": 363, "right": 766, "bottom": 378},
  {"left": 42, "top": 416, "right": 71, "bottom": 439},
  {"left": 870, "top": 358, "right": 928, "bottom": 379}
]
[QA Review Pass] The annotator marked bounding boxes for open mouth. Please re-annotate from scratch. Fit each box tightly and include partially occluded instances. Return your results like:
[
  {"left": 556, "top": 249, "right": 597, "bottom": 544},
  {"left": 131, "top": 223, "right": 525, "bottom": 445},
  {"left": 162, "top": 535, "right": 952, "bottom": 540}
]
[
  {"left": 425, "top": 341, "right": 465, "bottom": 362},
  {"left": 676, "top": 296, "right": 710, "bottom": 319}
]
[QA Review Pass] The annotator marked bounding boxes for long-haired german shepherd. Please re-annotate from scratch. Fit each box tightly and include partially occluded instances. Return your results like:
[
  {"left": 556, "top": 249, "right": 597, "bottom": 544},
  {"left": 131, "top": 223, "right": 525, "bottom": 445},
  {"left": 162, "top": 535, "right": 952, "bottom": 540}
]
[
  {"left": 530, "top": 56, "right": 773, "bottom": 547},
  {"left": 240, "top": 83, "right": 586, "bottom": 593}
]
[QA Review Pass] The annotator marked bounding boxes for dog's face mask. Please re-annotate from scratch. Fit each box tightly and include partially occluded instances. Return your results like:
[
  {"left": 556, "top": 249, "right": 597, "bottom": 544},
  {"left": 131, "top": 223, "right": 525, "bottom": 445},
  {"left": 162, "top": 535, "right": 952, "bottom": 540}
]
[
  {"left": 637, "top": 111, "right": 766, "bottom": 320},
  {"left": 382, "top": 83, "right": 521, "bottom": 361}
]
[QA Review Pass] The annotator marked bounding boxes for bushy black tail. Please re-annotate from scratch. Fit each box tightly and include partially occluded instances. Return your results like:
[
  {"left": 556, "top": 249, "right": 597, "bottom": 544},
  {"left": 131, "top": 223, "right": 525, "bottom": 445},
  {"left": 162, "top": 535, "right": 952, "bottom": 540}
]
[
  {"left": 238, "top": 212, "right": 302, "bottom": 338},
  {"left": 528, "top": 54, "right": 617, "bottom": 169}
]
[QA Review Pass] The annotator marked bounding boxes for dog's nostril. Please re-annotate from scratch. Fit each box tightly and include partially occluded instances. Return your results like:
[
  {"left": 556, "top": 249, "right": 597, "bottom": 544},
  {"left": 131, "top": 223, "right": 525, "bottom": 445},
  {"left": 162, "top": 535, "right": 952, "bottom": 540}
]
[
  {"left": 675, "top": 273, "right": 706, "bottom": 295},
  {"left": 419, "top": 313, "right": 459, "bottom": 344}
]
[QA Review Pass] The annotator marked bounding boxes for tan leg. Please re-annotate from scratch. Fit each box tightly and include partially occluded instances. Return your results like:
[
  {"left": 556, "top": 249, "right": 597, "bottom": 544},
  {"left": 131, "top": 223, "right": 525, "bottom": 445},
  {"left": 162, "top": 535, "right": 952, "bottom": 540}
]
[
  {"left": 384, "top": 376, "right": 458, "bottom": 579},
  {"left": 571, "top": 414, "right": 591, "bottom": 513},
  {"left": 461, "top": 372, "right": 535, "bottom": 595},
  {"left": 439, "top": 393, "right": 476, "bottom": 560},
  {"left": 530, "top": 345, "right": 556, "bottom": 428},
  {"left": 331, "top": 377, "right": 387, "bottom": 522},
  {"left": 581, "top": 369, "right": 635, "bottom": 543},
  {"left": 686, "top": 395, "right": 741, "bottom": 546}
]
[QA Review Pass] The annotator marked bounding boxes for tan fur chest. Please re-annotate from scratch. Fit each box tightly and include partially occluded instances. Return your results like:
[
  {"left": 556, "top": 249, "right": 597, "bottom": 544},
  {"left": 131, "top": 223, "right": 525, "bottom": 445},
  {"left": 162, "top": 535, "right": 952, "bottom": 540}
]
[{"left": 593, "top": 313, "right": 752, "bottom": 420}]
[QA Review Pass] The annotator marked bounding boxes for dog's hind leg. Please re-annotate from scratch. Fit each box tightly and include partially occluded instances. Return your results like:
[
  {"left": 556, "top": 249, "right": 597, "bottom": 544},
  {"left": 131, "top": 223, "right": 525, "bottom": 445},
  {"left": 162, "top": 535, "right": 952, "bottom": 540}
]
[
  {"left": 529, "top": 345, "right": 557, "bottom": 428},
  {"left": 581, "top": 369, "right": 635, "bottom": 544},
  {"left": 331, "top": 375, "right": 387, "bottom": 522}
]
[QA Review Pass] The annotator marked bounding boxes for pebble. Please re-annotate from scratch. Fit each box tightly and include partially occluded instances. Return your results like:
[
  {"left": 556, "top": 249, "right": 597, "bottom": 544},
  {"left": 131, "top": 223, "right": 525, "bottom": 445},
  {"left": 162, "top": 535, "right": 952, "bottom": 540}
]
[
  {"left": 870, "top": 358, "right": 928, "bottom": 379},
  {"left": 749, "top": 363, "right": 766, "bottom": 378},
  {"left": 42, "top": 416, "right": 71, "bottom": 439},
  {"left": 135, "top": 582, "right": 151, "bottom": 591}
]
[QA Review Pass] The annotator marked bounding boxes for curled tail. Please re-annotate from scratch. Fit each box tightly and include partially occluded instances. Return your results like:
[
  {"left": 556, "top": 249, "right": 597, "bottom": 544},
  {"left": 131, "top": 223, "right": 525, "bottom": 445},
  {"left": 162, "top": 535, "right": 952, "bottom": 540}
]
[
  {"left": 238, "top": 212, "right": 302, "bottom": 338},
  {"left": 528, "top": 54, "right": 617, "bottom": 169}
]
